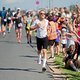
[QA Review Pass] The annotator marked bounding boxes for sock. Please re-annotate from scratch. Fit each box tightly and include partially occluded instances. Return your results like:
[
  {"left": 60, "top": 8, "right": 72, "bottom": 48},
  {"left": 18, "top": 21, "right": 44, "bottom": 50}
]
[
  {"left": 38, "top": 54, "right": 42, "bottom": 64},
  {"left": 42, "top": 58, "right": 47, "bottom": 68},
  {"left": 9, "top": 28, "right": 10, "bottom": 32},
  {"left": 52, "top": 52, "right": 54, "bottom": 58},
  {"left": 51, "top": 48, "right": 54, "bottom": 57},
  {"left": 3, "top": 32, "right": 6, "bottom": 37}
]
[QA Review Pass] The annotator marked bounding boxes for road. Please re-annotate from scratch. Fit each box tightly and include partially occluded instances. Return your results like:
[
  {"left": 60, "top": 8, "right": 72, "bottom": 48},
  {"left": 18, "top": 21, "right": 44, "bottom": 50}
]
[{"left": 0, "top": 27, "right": 53, "bottom": 80}]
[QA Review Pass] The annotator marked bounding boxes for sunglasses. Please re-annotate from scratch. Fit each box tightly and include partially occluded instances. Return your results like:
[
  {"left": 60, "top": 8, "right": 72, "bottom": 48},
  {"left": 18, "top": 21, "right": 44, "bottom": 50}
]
[{"left": 40, "top": 12, "right": 45, "bottom": 15}]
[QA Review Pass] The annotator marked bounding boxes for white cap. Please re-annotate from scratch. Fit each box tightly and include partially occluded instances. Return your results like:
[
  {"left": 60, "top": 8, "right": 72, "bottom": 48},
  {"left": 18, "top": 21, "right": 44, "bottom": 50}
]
[
  {"left": 17, "top": 8, "right": 20, "bottom": 10},
  {"left": 62, "top": 28, "right": 67, "bottom": 32}
]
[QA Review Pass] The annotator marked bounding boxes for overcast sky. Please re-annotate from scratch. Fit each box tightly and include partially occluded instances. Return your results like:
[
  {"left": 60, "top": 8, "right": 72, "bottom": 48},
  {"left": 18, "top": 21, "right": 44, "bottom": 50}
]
[{"left": 0, "top": 0, "right": 80, "bottom": 10}]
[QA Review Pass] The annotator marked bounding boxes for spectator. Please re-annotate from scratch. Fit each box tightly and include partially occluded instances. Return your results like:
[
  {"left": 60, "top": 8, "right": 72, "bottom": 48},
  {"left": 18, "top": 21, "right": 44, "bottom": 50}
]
[
  {"left": 64, "top": 45, "right": 80, "bottom": 72},
  {"left": 47, "top": 15, "right": 58, "bottom": 58}
]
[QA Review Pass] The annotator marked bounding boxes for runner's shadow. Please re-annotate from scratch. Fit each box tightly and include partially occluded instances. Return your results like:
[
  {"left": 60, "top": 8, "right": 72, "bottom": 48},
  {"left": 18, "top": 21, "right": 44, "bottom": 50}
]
[
  {"left": 29, "top": 44, "right": 37, "bottom": 48},
  {"left": 0, "top": 40, "right": 27, "bottom": 44},
  {"left": 20, "top": 55, "right": 38, "bottom": 59},
  {"left": 31, "top": 42, "right": 36, "bottom": 44},
  {"left": 0, "top": 67, "right": 42, "bottom": 73}
]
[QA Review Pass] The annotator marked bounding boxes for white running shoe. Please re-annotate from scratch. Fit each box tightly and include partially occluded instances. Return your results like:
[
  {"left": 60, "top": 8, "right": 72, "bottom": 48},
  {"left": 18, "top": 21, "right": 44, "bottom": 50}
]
[
  {"left": 3, "top": 32, "right": 6, "bottom": 37},
  {"left": 38, "top": 60, "right": 41, "bottom": 64},
  {"left": 42, "top": 67, "right": 46, "bottom": 72}
]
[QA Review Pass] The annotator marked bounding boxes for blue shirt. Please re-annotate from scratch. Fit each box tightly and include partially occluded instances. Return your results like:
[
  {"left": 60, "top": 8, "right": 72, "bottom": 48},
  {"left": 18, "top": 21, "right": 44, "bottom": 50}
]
[{"left": 1, "top": 10, "right": 6, "bottom": 19}]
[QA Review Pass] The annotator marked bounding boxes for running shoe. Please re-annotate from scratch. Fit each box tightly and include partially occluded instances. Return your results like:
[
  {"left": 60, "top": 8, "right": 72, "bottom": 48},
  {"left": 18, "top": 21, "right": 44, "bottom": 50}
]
[
  {"left": 37, "top": 60, "right": 41, "bottom": 64},
  {"left": 18, "top": 39, "right": 21, "bottom": 43},
  {"left": 42, "top": 67, "right": 46, "bottom": 72},
  {"left": 3, "top": 32, "right": 6, "bottom": 38}
]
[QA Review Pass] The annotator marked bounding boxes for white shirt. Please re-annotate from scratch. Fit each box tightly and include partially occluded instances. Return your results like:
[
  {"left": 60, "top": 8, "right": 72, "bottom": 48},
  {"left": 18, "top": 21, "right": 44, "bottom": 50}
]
[{"left": 31, "top": 19, "right": 48, "bottom": 38}]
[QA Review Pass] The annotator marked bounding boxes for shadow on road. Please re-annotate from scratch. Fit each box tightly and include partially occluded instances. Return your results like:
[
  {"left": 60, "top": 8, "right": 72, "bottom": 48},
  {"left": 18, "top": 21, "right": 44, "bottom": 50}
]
[
  {"left": 0, "top": 67, "right": 42, "bottom": 73},
  {"left": 20, "top": 55, "right": 38, "bottom": 59},
  {"left": 0, "top": 40, "right": 27, "bottom": 44}
]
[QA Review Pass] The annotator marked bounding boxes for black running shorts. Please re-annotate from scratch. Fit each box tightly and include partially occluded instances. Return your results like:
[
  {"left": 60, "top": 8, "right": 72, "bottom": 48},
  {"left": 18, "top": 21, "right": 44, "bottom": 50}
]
[{"left": 36, "top": 36, "right": 48, "bottom": 50}]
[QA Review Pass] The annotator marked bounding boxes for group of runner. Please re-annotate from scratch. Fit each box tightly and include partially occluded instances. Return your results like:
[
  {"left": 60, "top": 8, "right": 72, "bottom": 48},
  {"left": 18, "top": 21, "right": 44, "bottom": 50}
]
[
  {"left": 0, "top": 7, "right": 23, "bottom": 43},
  {"left": 0, "top": 7, "right": 12, "bottom": 36},
  {"left": 0, "top": 4, "right": 80, "bottom": 72}
]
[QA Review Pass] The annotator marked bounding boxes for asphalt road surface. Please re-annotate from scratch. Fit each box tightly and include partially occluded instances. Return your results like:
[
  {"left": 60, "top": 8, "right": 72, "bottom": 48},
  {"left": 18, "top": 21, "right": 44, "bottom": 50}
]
[{"left": 0, "top": 27, "right": 53, "bottom": 80}]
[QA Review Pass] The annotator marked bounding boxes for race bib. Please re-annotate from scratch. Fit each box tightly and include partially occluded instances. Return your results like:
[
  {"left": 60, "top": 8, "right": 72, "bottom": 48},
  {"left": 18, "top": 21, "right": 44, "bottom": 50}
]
[
  {"left": 8, "top": 17, "right": 11, "bottom": 20},
  {"left": 18, "top": 23, "right": 23, "bottom": 27},
  {"left": 4, "top": 19, "right": 7, "bottom": 22}
]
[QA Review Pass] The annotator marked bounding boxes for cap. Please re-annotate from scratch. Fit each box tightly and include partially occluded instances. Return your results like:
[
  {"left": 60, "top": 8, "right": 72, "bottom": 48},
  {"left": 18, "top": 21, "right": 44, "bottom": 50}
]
[{"left": 17, "top": 8, "right": 20, "bottom": 10}]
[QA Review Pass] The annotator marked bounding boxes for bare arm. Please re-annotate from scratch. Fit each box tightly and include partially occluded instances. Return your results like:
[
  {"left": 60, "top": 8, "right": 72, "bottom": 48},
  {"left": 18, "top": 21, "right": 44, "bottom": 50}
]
[
  {"left": 74, "top": 53, "right": 78, "bottom": 60},
  {"left": 72, "top": 31, "right": 80, "bottom": 38},
  {"left": 30, "top": 23, "right": 40, "bottom": 30}
]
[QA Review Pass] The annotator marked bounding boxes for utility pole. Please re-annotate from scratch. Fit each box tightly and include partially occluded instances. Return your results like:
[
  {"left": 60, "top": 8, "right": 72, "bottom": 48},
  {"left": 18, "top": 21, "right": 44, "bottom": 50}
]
[
  {"left": 35, "top": 0, "right": 40, "bottom": 10},
  {"left": 52, "top": 0, "right": 53, "bottom": 8},
  {"left": 49, "top": 0, "right": 50, "bottom": 9}
]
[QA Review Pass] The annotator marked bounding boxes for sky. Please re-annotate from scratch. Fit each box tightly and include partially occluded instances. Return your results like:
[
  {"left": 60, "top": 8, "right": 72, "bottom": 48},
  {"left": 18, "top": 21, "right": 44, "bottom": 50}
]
[{"left": 0, "top": 0, "right": 80, "bottom": 10}]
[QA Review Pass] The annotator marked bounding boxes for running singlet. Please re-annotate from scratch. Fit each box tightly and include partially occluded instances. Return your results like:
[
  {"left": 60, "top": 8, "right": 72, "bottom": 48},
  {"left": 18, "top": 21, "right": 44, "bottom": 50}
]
[
  {"left": 26, "top": 17, "right": 32, "bottom": 29},
  {"left": 31, "top": 19, "right": 48, "bottom": 38},
  {"left": 1, "top": 11, "right": 6, "bottom": 19}
]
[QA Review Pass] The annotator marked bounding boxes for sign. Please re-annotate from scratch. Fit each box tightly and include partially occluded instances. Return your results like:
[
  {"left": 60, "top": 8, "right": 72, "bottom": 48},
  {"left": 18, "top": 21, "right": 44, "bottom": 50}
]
[{"left": 36, "top": 0, "right": 39, "bottom": 5}]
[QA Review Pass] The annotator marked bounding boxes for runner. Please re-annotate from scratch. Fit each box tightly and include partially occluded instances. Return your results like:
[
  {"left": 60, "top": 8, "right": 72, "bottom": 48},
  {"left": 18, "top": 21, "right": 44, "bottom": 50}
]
[
  {"left": 13, "top": 8, "right": 23, "bottom": 43},
  {"left": 0, "top": 12, "right": 1, "bottom": 33},
  {"left": 26, "top": 11, "right": 32, "bottom": 44},
  {"left": 6, "top": 8, "right": 12, "bottom": 33},
  {"left": 1, "top": 7, "right": 7, "bottom": 37},
  {"left": 30, "top": 10, "right": 48, "bottom": 72}
]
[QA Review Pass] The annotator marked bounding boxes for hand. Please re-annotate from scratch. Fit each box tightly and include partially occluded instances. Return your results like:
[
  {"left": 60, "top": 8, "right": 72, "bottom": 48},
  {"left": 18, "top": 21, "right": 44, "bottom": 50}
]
[
  {"left": 36, "top": 23, "right": 41, "bottom": 28},
  {"left": 37, "top": 23, "right": 41, "bottom": 26}
]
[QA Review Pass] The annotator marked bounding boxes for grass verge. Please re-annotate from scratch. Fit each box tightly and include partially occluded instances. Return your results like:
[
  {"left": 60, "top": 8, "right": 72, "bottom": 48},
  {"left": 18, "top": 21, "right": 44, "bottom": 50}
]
[{"left": 54, "top": 53, "right": 80, "bottom": 80}]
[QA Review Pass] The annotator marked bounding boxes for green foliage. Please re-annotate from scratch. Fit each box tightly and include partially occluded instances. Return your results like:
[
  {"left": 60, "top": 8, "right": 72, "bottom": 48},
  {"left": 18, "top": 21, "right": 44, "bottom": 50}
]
[{"left": 54, "top": 53, "right": 80, "bottom": 80}]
